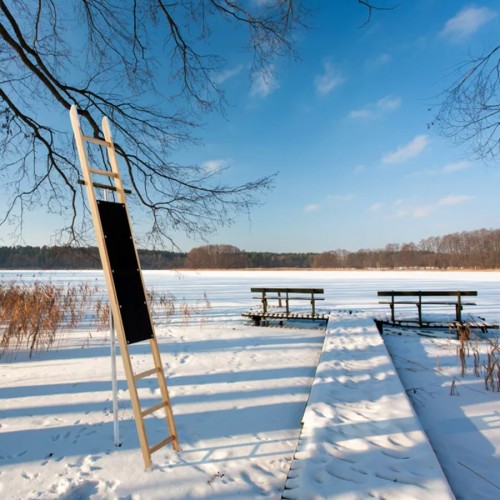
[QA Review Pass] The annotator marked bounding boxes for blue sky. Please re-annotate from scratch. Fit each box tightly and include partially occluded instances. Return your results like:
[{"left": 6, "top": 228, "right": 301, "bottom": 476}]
[
  {"left": 173, "top": 0, "right": 500, "bottom": 252},
  {"left": 2, "top": 1, "right": 500, "bottom": 253}
]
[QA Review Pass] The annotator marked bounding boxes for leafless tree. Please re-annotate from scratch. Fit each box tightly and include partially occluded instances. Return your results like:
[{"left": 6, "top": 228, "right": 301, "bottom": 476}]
[
  {"left": 432, "top": 45, "right": 500, "bottom": 165},
  {"left": 186, "top": 244, "right": 246, "bottom": 268},
  {"left": 0, "top": 0, "right": 389, "bottom": 247}
]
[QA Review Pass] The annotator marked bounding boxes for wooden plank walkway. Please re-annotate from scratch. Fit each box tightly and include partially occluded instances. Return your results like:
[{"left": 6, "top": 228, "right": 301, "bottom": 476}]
[{"left": 283, "top": 312, "right": 454, "bottom": 499}]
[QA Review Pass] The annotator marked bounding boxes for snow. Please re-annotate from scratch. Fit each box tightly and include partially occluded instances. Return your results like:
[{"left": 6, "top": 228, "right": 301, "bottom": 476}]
[
  {"left": 283, "top": 312, "right": 453, "bottom": 500},
  {"left": 1, "top": 270, "right": 500, "bottom": 499},
  {"left": 384, "top": 327, "right": 500, "bottom": 499}
]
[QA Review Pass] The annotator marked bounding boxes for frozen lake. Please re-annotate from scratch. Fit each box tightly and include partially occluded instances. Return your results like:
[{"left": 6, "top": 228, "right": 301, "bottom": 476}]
[{"left": 2, "top": 269, "right": 500, "bottom": 323}]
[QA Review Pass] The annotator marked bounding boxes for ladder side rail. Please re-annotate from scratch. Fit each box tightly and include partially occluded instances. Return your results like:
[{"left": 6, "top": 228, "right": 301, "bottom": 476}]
[
  {"left": 70, "top": 106, "right": 153, "bottom": 469},
  {"left": 70, "top": 107, "right": 127, "bottom": 341},
  {"left": 102, "top": 113, "right": 179, "bottom": 461},
  {"left": 101, "top": 115, "right": 157, "bottom": 342},
  {"left": 102, "top": 116, "right": 127, "bottom": 204},
  {"left": 150, "top": 336, "right": 180, "bottom": 451},
  {"left": 101, "top": 116, "right": 159, "bottom": 468}
]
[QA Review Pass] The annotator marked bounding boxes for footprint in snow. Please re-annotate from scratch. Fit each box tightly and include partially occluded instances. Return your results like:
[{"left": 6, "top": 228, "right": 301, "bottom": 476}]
[
  {"left": 387, "top": 434, "right": 415, "bottom": 448},
  {"left": 179, "top": 354, "right": 190, "bottom": 365},
  {"left": 382, "top": 449, "right": 411, "bottom": 460}
]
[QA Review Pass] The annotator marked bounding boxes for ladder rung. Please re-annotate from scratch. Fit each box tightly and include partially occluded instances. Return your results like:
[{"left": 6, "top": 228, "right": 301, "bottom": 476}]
[
  {"left": 82, "top": 134, "right": 112, "bottom": 147},
  {"left": 149, "top": 435, "right": 176, "bottom": 455},
  {"left": 77, "top": 179, "right": 132, "bottom": 194},
  {"left": 134, "top": 367, "right": 159, "bottom": 381},
  {"left": 142, "top": 401, "right": 168, "bottom": 418},
  {"left": 89, "top": 167, "right": 118, "bottom": 178}
]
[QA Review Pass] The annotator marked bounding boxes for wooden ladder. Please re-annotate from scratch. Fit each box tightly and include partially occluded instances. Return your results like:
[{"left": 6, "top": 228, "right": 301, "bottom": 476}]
[{"left": 69, "top": 105, "right": 179, "bottom": 469}]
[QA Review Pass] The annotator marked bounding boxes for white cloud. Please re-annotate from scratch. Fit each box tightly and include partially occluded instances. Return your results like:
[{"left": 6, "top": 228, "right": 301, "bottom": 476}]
[
  {"left": 438, "top": 194, "right": 473, "bottom": 206},
  {"left": 441, "top": 6, "right": 496, "bottom": 41},
  {"left": 304, "top": 204, "right": 320, "bottom": 213},
  {"left": 390, "top": 194, "right": 472, "bottom": 220},
  {"left": 369, "top": 202, "right": 384, "bottom": 211},
  {"left": 201, "top": 159, "right": 229, "bottom": 173},
  {"left": 348, "top": 108, "right": 375, "bottom": 120},
  {"left": 376, "top": 96, "right": 401, "bottom": 112},
  {"left": 353, "top": 164, "right": 365, "bottom": 174},
  {"left": 213, "top": 65, "right": 244, "bottom": 85},
  {"left": 413, "top": 206, "right": 434, "bottom": 218},
  {"left": 382, "top": 134, "right": 429, "bottom": 164},
  {"left": 250, "top": 67, "right": 279, "bottom": 98},
  {"left": 367, "top": 52, "right": 392, "bottom": 69},
  {"left": 441, "top": 160, "right": 471, "bottom": 173},
  {"left": 349, "top": 95, "right": 401, "bottom": 120},
  {"left": 392, "top": 201, "right": 434, "bottom": 219},
  {"left": 314, "top": 60, "right": 345, "bottom": 96}
]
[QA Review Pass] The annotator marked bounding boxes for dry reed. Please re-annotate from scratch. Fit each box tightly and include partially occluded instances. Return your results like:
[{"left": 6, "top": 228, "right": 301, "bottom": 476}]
[
  {"left": 1, "top": 280, "right": 208, "bottom": 357},
  {"left": 450, "top": 377, "right": 459, "bottom": 396},
  {"left": 456, "top": 324, "right": 471, "bottom": 377},
  {"left": 483, "top": 338, "right": 500, "bottom": 391},
  {"left": 0, "top": 282, "right": 65, "bottom": 357},
  {"left": 1, "top": 281, "right": 102, "bottom": 357}
]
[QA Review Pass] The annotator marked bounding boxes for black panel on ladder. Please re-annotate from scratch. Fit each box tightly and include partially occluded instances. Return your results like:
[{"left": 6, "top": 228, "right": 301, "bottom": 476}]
[{"left": 98, "top": 200, "right": 154, "bottom": 344}]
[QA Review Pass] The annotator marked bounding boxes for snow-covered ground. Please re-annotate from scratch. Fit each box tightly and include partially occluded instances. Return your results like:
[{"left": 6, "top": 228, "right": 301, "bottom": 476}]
[{"left": 1, "top": 270, "right": 500, "bottom": 499}]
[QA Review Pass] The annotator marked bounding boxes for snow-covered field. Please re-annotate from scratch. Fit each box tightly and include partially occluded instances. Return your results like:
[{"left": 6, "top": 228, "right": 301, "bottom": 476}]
[{"left": 1, "top": 270, "right": 500, "bottom": 499}]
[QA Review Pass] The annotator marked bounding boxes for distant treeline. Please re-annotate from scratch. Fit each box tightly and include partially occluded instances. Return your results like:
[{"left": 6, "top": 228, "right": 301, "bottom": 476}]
[
  {"left": 0, "top": 246, "right": 186, "bottom": 270},
  {"left": 2, "top": 228, "right": 500, "bottom": 270}
]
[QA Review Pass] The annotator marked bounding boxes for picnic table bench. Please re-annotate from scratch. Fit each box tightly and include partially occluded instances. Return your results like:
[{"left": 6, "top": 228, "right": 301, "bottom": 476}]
[
  {"left": 377, "top": 290, "right": 477, "bottom": 326},
  {"left": 242, "top": 287, "right": 329, "bottom": 326}
]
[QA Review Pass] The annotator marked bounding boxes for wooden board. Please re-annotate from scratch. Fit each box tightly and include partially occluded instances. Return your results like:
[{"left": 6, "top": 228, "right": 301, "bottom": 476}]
[
  {"left": 251, "top": 287, "right": 324, "bottom": 294},
  {"left": 98, "top": 200, "right": 154, "bottom": 345},
  {"left": 377, "top": 290, "right": 477, "bottom": 297}
]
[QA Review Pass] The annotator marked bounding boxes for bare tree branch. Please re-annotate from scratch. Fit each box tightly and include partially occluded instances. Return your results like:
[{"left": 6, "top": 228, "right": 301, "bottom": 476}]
[
  {"left": 0, "top": 0, "right": 389, "bottom": 247},
  {"left": 432, "top": 45, "right": 500, "bottom": 164},
  {"left": 357, "top": 0, "right": 399, "bottom": 27}
]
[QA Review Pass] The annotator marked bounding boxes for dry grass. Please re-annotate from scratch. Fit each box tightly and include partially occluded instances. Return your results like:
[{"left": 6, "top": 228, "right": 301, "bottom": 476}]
[
  {"left": 149, "top": 290, "right": 212, "bottom": 327},
  {"left": 456, "top": 324, "right": 470, "bottom": 377},
  {"left": 454, "top": 322, "right": 500, "bottom": 392},
  {"left": 1, "top": 280, "right": 210, "bottom": 358},
  {"left": 0, "top": 282, "right": 66, "bottom": 358},
  {"left": 94, "top": 298, "right": 110, "bottom": 329},
  {"left": 450, "top": 377, "right": 459, "bottom": 396},
  {"left": 64, "top": 283, "right": 98, "bottom": 328},
  {"left": 483, "top": 338, "right": 500, "bottom": 391},
  {"left": 180, "top": 302, "right": 191, "bottom": 327},
  {"left": 1, "top": 281, "right": 102, "bottom": 358},
  {"left": 147, "top": 289, "right": 176, "bottom": 321},
  {"left": 473, "top": 341, "right": 481, "bottom": 377}
]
